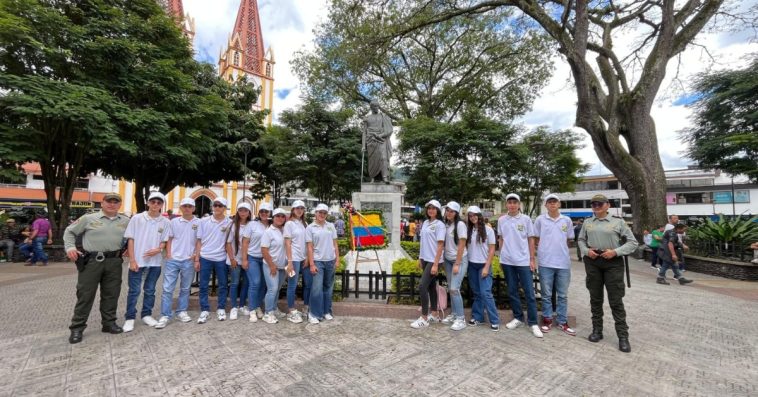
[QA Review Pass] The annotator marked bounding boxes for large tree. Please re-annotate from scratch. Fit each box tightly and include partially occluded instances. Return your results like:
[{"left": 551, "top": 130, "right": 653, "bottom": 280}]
[
  {"left": 248, "top": 125, "right": 305, "bottom": 207},
  {"left": 342, "top": 0, "right": 730, "bottom": 234},
  {"left": 682, "top": 57, "right": 758, "bottom": 182},
  {"left": 293, "top": 0, "right": 553, "bottom": 122}
]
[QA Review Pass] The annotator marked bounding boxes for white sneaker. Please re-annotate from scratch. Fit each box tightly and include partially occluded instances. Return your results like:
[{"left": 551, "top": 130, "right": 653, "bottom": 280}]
[
  {"left": 427, "top": 314, "right": 440, "bottom": 323},
  {"left": 229, "top": 307, "right": 238, "bottom": 321},
  {"left": 274, "top": 309, "right": 287, "bottom": 319},
  {"left": 287, "top": 311, "right": 303, "bottom": 324},
  {"left": 308, "top": 314, "right": 320, "bottom": 324},
  {"left": 249, "top": 311, "right": 258, "bottom": 322},
  {"left": 410, "top": 316, "right": 429, "bottom": 329},
  {"left": 239, "top": 307, "right": 250, "bottom": 316},
  {"left": 531, "top": 325, "right": 544, "bottom": 338},
  {"left": 262, "top": 312, "right": 278, "bottom": 324},
  {"left": 441, "top": 314, "right": 455, "bottom": 324},
  {"left": 141, "top": 316, "right": 158, "bottom": 327},
  {"left": 216, "top": 309, "right": 226, "bottom": 321},
  {"left": 197, "top": 311, "right": 209, "bottom": 324},
  {"left": 505, "top": 319, "right": 524, "bottom": 330},
  {"left": 176, "top": 311, "right": 192, "bottom": 323},
  {"left": 255, "top": 307, "right": 263, "bottom": 319},
  {"left": 451, "top": 319, "right": 467, "bottom": 331},
  {"left": 123, "top": 319, "right": 134, "bottom": 332},
  {"left": 324, "top": 313, "right": 334, "bottom": 321},
  {"left": 154, "top": 316, "right": 169, "bottom": 329}
]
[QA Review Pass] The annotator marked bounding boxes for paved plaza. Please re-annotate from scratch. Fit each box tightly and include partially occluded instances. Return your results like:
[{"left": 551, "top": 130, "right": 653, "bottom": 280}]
[{"left": 0, "top": 258, "right": 756, "bottom": 396}]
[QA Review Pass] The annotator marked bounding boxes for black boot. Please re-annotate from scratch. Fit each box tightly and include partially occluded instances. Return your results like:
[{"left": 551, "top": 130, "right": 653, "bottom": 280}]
[
  {"left": 619, "top": 338, "right": 631, "bottom": 353},
  {"left": 102, "top": 323, "right": 124, "bottom": 334},
  {"left": 69, "top": 329, "right": 83, "bottom": 344},
  {"left": 678, "top": 277, "right": 693, "bottom": 285},
  {"left": 656, "top": 277, "right": 670, "bottom": 285},
  {"left": 588, "top": 329, "right": 603, "bottom": 342}
]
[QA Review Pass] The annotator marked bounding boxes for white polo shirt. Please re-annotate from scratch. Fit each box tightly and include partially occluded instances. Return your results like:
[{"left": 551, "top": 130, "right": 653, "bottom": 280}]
[
  {"left": 168, "top": 216, "right": 199, "bottom": 261},
  {"left": 197, "top": 215, "right": 232, "bottom": 262},
  {"left": 534, "top": 213, "right": 574, "bottom": 269},
  {"left": 226, "top": 222, "right": 250, "bottom": 263},
  {"left": 467, "top": 225, "right": 496, "bottom": 264},
  {"left": 497, "top": 213, "right": 535, "bottom": 266},
  {"left": 305, "top": 221, "right": 338, "bottom": 262},
  {"left": 261, "top": 225, "right": 286, "bottom": 268},
  {"left": 283, "top": 220, "right": 307, "bottom": 262},
  {"left": 124, "top": 211, "right": 170, "bottom": 268},
  {"left": 243, "top": 220, "right": 267, "bottom": 258},
  {"left": 444, "top": 220, "right": 468, "bottom": 261},
  {"left": 419, "top": 219, "right": 446, "bottom": 263}
]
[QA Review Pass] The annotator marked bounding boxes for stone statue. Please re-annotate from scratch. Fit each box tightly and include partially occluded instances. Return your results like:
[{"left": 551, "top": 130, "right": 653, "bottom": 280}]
[{"left": 362, "top": 100, "right": 393, "bottom": 184}]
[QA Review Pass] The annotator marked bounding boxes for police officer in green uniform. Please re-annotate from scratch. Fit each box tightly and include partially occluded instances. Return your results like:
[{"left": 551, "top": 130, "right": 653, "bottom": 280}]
[
  {"left": 578, "top": 194, "right": 638, "bottom": 353},
  {"left": 64, "top": 193, "right": 130, "bottom": 344}
]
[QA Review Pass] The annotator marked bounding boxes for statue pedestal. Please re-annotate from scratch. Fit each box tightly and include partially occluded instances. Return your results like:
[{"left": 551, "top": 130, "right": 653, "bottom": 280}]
[{"left": 351, "top": 182, "right": 404, "bottom": 249}]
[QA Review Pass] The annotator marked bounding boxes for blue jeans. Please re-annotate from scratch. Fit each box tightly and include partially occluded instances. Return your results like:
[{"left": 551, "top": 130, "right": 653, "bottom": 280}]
[
  {"left": 659, "top": 259, "right": 683, "bottom": 279},
  {"left": 126, "top": 266, "right": 162, "bottom": 320},
  {"left": 467, "top": 262, "right": 499, "bottom": 325},
  {"left": 443, "top": 257, "right": 468, "bottom": 319},
  {"left": 245, "top": 256, "right": 266, "bottom": 311},
  {"left": 229, "top": 265, "right": 248, "bottom": 308},
  {"left": 30, "top": 236, "right": 48, "bottom": 264},
  {"left": 160, "top": 259, "right": 194, "bottom": 318},
  {"left": 286, "top": 261, "right": 303, "bottom": 309},
  {"left": 19, "top": 242, "right": 32, "bottom": 260},
  {"left": 263, "top": 267, "right": 286, "bottom": 312},
  {"left": 538, "top": 266, "right": 571, "bottom": 325},
  {"left": 502, "top": 264, "right": 538, "bottom": 326},
  {"left": 309, "top": 260, "right": 335, "bottom": 319},
  {"left": 302, "top": 263, "right": 313, "bottom": 306},
  {"left": 199, "top": 257, "right": 228, "bottom": 312}
]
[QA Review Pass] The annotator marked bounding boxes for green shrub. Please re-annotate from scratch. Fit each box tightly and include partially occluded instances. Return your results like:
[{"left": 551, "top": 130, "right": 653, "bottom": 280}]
[
  {"left": 400, "top": 241, "right": 420, "bottom": 259},
  {"left": 337, "top": 238, "right": 351, "bottom": 257}
]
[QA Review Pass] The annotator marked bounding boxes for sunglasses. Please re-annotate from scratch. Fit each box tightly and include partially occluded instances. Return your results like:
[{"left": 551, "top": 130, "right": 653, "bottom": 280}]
[
  {"left": 590, "top": 202, "right": 606, "bottom": 208},
  {"left": 212, "top": 204, "right": 225, "bottom": 208}
]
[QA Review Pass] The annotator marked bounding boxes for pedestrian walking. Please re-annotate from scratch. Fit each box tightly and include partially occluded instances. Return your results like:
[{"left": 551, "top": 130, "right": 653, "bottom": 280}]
[
  {"left": 573, "top": 219, "right": 584, "bottom": 261},
  {"left": 225, "top": 203, "right": 253, "bottom": 321},
  {"left": 64, "top": 193, "right": 129, "bottom": 344},
  {"left": 649, "top": 225, "right": 664, "bottom": 269},
  {"left": 155, "top": 197, "right": 200, "bottom": 329},
  {"left": 656, "top": 223, "right": 693, "bottom": 285},
  {"left": 305, "top": 203, "right": 340, "bottom": 324},
  {"left": 441, "top": 201, "right": 468, "bottom": 331},
  {"left": 284, "top": 200, "right": 308, "bottom": 323},
  {"left": 241, "top": 201, "right": 273, "bottom": 322},
  {"left": 410, "top": 200, "right": 445, "bottom": 329},
  {"left": 261, "top": 208, "right": 288, "bottom": 324},
  {"left": 123, "top": 192, "right": 170, "bottom": 332},
  {"left": 465, "top": 205, "right": 500, "bottom": 331},
  {"left": 27, "top": 212, "right": 52, "bottom": 266},
  {"left": 0, "top": 218, "right": 17, "bottom": 262},
  {"left": 195, "top": 197, "right": 232, "bottom": 324},
  {"left": 577, "top": 194, "right": 638, "bottom": 353}
]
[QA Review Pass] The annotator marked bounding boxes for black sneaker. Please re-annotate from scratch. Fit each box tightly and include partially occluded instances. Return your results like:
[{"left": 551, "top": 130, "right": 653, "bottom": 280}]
[
  {"left": 490, "top": 324, "right": 500, "bottom": 332},
  {"left": 468, "top": 319, "right": 482, "bottom": 326}
]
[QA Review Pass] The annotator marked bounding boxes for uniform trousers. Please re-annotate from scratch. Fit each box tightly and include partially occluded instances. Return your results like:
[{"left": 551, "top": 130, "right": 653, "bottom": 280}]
[
  {"left": 584, "top": 256, "right": 628, "bottom": 338},
  {"left": 69, "top": 257, "right": 123, "bottom": 330}
]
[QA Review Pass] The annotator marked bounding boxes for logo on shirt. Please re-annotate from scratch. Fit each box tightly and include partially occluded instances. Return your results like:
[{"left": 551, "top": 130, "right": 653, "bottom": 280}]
[
  {"left": 220, "top": 227, "right": 228, "bottom": 233},
  {"left": 561, "top": 225, "right": 567, "bottom": 232},
  {"left": 192, "top": 224, "right": 198, "bottom": 230},
  {"left": 517, "top": 224, "right": 524, "bottom": 232},
  {"left": 157, "top": 228, "right": 164, "bottom": 234},
  {"left": 429, "top": 225, "right": 436, "bottom": 232}
]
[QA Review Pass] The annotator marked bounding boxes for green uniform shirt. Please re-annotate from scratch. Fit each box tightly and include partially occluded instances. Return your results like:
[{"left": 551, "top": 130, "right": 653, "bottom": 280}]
[
  {"left": 577, "top": 215, "right": 639, "bottom": 257},
  {"left": 63, "top": 211, "right": 130, "bottom": 253},
  {"left": 649, "top": 229, "right": 663, "bottom": 249}
]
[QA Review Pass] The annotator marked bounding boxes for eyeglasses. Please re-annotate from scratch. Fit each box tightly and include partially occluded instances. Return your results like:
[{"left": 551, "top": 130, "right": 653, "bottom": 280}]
[
  {"left": 590, "top": 202, "right": 606, "bottom": 208},
  {"left": 212, "top": 204, "right": 225, "bottom": 208}
]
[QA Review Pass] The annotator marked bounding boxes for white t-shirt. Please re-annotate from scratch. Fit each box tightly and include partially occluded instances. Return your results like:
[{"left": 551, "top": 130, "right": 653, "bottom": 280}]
[
  {"left": 497, "top": 213, "right": 535, "bottom": 267},
  {"left": 243, "top": 220, "right": 267, "bottom": 258},
  {"left": 467, "top": 225, "right": 496, "bottom": 264},
  {"left": 124, "top": 211, "right": 170, "bottom": 268},
  {"left": 419, "top": 219, "right": 446, "bottom": 263},
  {"left": 168, "top": 216, "right": 199, "bottom": 261},
  {"left": 261, "top": 225, "right": 286, "bottom": 268},
  {"left": 226, "top": 222, "right": 250, "bottom": 264},
  {"left": 283, "top": 219, "right": 307, "bottom": 262},
  {"left": 197, "top": 215, "right": 232, "bottom": 262},
  {"left": 534, "top": 213, "right": 574, "bottom": 269},
  {"left": 305, "top": 221, "right": 338, "bottom": 262},
  {"left": 444, "top": 220, "right": 468, "bottom": 261}
]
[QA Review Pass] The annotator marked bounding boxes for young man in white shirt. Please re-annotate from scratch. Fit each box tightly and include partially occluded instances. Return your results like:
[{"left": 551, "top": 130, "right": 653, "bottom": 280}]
[
  {"left": 123, "top": 192, "right": 170, "bottom": 332},
  {"left": 497, "top": 193, "right": 542, "bottom": 338},
  {"left": 534, "top": 194, "right": 576, "bottom": 336},
  {"left": 195, "top": 197, "right": 232, "bottom": 324},
  {"left": 155, "top": 198, "right": 200, "bottom": 329}
]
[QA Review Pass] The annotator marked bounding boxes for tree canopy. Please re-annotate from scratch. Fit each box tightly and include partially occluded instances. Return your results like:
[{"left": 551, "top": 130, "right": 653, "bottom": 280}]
[{"left": 683, "top": 57, "right": 758, "bottom": 182}]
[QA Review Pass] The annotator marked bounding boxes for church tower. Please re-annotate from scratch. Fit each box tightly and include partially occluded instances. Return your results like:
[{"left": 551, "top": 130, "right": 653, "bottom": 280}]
[
  {"left": 159, "top": 0, "right": 196, "bottom": 44},
  {"left": 218, "top": 0, "right": 275, "bottom": 126}
]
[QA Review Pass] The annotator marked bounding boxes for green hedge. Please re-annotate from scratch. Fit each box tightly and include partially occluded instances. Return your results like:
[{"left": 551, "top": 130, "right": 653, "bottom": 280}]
[{"left": 400, "top": 241, "right": 420, "bottom": 259}]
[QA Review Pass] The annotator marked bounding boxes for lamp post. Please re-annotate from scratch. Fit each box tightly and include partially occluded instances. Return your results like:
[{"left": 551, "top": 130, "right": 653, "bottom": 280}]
[{"left": 239, "top": 138, "right": 252, "bottom": 202}]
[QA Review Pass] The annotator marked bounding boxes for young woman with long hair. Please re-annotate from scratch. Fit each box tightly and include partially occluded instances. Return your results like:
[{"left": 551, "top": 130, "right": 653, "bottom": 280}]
[
  {"left": 410, "top": 200, "right": 445, "bottom": 329},
  {"left": 241, "top": 202, "right": 273, "bottom": 323},
  {"left": 284, "top": 200, "right": 308, "bottom": 323},
  {"left": 225, "top": 203, "right": 252, "bottom": 320},
  {"left": 465, "top": 206, "right": 500, "bottom": 331}
]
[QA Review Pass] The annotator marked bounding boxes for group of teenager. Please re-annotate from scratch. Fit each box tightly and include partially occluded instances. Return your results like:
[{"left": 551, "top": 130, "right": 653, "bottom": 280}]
[{"left": 65, "top": 191, "right": 340, "bottom": 344}]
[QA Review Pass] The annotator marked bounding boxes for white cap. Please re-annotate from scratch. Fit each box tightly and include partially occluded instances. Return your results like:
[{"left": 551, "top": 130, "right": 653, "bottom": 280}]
[
  {"left": 259, "top": 202, "right": 273, "bottom": 212},
  {"left": 213, "top": 197, "right": 229, "bottom": 208},
  {"left": 179, "top": 197, "right": 195, "bottom": 207},
  {"left": 444, "top": 201, "right": 461, "bottom": 213},
  {"left": 272, "top": 208, "right": 287, "bottom": 217},
  {"left": 425, "top": 199, "right": 442, "bottom": 210},
  {"left": 292, "top": 200, "right": 305, "bottom": 208},
  {"left": 315, "top": 203, "right": 329, "bottom": 212},
  {"left": 467, "top": 205, "right": 482, "bottom": 215},
  {"left": 505, "top": 193, "right": 520, "bottom": 202},
  {"left": 237, "top": 202, "right": 252, "bottom": 212},
  {"left": 544, "top": 194, "right": 560, "bottom": 203},
  {"left": 148, "top": 192, "right": 165, "bottom": 202}
]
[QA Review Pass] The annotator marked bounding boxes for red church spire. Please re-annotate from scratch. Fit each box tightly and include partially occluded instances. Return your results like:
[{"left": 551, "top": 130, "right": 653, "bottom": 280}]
[
  {"left": 166, "top": 0, "right": 184, "bottom": 18},
  {"left": 232, "top": 0, "right": 265, "bottom": 74}
]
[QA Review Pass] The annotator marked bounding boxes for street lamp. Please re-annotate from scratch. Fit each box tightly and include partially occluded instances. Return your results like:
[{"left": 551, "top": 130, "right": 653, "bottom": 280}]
[{"left": 239, "top": 138, "right": 252, "bottom": 202}]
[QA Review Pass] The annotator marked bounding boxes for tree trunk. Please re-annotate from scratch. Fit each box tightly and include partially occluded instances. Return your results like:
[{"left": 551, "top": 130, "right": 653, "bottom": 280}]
[{"left": 134, "top": 176, "right": 147, "bottom": 214}]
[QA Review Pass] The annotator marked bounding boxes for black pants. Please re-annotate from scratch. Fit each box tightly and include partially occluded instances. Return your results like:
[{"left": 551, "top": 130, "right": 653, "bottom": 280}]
[
  {"left": 69, "top": 257, "right": 123, "bottom": 330},
  {"left": 584, "top": 256, "right": 628, "bottom": 338},
  {"left": 419, "top": 260, "right": 438, "bottom": 316}
]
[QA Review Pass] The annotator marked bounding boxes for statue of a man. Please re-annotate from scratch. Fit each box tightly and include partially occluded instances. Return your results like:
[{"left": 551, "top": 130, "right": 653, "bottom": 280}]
[{"left": 362, "top": 100, "right": 393, "bottom": 184}]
